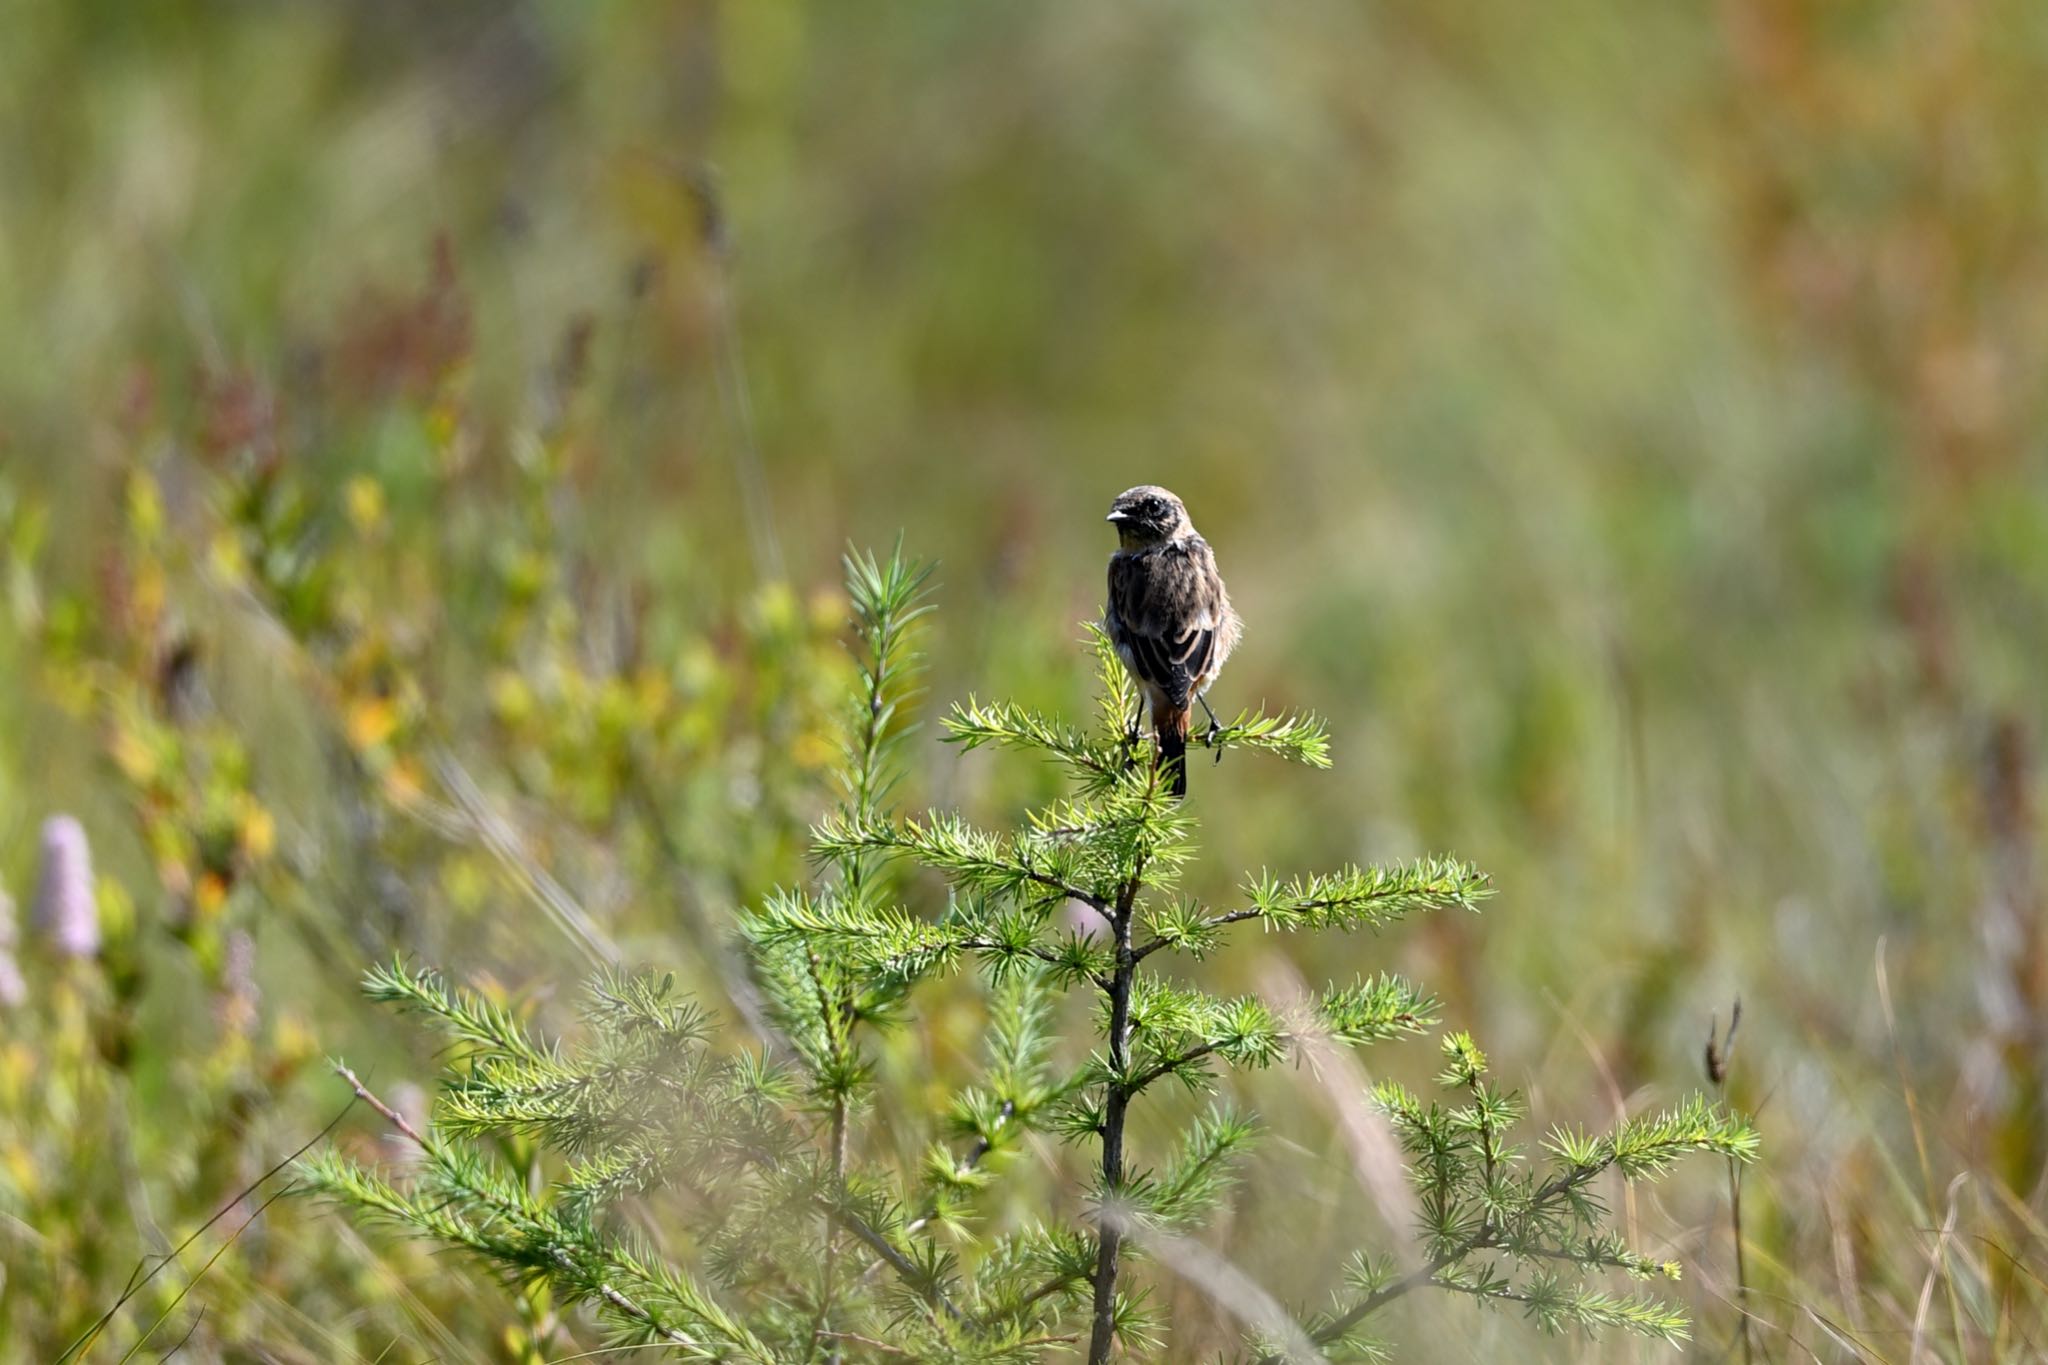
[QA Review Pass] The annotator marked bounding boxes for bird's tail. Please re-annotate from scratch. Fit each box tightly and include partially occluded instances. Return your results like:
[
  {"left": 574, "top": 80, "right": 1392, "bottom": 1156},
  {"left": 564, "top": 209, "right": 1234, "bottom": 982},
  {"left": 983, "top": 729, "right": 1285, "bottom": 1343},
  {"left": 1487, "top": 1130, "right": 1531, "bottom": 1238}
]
[{"left": 1156, "top": 704, "right": 1190, "bottom": 799}]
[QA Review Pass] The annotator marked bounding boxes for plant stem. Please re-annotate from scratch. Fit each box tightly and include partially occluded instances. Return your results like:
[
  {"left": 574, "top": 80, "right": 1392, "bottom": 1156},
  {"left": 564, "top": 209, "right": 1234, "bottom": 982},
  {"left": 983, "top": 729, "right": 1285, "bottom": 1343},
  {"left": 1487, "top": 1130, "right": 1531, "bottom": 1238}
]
[
  {"left": 1254, "top": 1162, "right": 1611, "bottom": 1363},
  {"left": 1277, "top": 1251, "right": 1462, "bottom": 1360},
  {"left": 335, "top": 1065, "right": 708, "bottom": 1352},
  {"left": 1729, "top": 1151, "right": 1752, "bottom": 1365},
  {"left": 1708, "top": 1003, "right": 1752, "bottom": 1365},
  {"left": 815, "top": 1091, "right": 850, "bottom": 1364},
  {"left": 1087, "top": 878, "right": 1141, "bottom": 1364},
  {"left": 1468, "top": 1070, "right": 1498, "bottom": 1237},
  {"left": 804, "top": 952, "right": 853, "bottom": 1362}
]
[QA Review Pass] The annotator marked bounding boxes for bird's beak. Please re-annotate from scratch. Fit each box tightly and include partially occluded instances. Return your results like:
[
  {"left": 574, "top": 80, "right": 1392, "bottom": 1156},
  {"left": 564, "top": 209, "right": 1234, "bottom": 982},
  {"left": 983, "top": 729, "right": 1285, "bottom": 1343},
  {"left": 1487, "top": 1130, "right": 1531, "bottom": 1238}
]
[{"left": 1106, "top": 511, "right": 1129, "bottom": 523}]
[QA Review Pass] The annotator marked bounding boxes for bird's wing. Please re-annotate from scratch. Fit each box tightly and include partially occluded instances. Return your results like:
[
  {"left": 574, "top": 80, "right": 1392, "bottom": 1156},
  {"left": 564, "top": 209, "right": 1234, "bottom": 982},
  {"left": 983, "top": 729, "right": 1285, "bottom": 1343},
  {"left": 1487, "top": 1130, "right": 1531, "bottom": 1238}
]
[{"left": 1108, "top": 542, "right": 1220, "bottom": 710}]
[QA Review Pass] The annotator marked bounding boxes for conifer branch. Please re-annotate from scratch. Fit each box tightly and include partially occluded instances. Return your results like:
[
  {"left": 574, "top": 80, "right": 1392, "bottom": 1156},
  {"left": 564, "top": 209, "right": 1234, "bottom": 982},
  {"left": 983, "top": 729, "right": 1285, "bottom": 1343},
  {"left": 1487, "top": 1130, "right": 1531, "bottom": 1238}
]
[
  {"left": 815, "top": 810, "right": 1111, "bottom": 910},
  {"left": 310, "top": 1066, "right": 776, "bottom": 1361},
  {"left": 1196, "top": 706, "right": 1334, "bottom": 769},
  {"left": 1261, "top": 1085, "right": 1757, "bottom": 1361},
  {"left": 1133, "top": 858, "right": 1489, "bottom": 959},
  {"left": 812, "top": 1190, "right": 968, "bottom": 1326},
  {"left": 838, "top": 541, "right": 935, "bottom": 877},
  {"left": 944, "top": 698, "right": 1123, "bottom": 787},
  {"left": 1240, "top": 858, "right": 1493, "bottom": 932},
  {"left": 1126, "top": 1042, "right": 1222, "bottom": 1094}
]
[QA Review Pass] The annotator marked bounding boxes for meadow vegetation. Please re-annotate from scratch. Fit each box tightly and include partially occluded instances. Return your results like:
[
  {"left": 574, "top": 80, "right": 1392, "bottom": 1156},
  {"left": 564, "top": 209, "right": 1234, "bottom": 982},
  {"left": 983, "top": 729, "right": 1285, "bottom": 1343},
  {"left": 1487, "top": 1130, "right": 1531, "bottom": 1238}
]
[{"left": 5, "top": 3, "right": 2048, "bottom": 1361}]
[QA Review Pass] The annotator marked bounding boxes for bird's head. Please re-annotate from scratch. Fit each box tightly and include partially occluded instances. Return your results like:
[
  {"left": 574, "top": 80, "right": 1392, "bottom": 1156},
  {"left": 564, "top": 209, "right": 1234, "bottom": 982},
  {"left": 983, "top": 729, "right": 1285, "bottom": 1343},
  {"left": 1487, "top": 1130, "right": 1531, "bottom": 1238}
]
[{"left": 1106, "top": 485, "right": 1191, "bottom": 548}]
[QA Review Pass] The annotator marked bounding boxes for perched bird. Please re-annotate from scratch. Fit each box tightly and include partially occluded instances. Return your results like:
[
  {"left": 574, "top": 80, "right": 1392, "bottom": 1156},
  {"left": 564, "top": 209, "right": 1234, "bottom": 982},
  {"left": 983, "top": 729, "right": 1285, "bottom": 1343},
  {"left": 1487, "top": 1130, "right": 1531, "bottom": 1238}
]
[{"left": 1104, "top": 485, "right": 1242, "bottom": 798}]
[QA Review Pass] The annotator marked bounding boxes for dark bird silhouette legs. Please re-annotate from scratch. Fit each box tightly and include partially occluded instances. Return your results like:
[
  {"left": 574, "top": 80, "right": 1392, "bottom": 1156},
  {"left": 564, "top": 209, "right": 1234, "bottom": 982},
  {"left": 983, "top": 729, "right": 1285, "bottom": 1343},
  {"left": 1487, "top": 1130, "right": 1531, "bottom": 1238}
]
[{"left": 1196, "top": 692, "right": 1224, "bottom": 762}]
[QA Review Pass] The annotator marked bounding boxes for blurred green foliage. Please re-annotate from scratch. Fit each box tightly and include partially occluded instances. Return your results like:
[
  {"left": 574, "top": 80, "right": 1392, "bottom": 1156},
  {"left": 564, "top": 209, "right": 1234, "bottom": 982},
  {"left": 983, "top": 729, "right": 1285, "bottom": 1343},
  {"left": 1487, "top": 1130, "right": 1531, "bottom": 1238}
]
[{"left": 3, "top": 0, "right": 2048, "bottom": 1360}]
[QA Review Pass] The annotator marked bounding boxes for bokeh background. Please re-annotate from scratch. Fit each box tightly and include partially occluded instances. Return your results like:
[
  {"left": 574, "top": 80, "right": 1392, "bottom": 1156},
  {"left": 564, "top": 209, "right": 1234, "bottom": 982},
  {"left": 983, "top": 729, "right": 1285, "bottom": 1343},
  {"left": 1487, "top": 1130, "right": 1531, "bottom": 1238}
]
[{"left": 5, "top": 1, "right": 2048, "bottom": 1359}]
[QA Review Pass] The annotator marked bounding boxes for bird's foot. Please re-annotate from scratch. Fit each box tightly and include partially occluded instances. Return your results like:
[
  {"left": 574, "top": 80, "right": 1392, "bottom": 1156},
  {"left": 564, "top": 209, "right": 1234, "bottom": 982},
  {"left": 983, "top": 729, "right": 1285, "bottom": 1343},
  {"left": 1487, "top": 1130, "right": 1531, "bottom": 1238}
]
[{"left": 1197, "top": 695, "right": 1226, "bottom": 762}]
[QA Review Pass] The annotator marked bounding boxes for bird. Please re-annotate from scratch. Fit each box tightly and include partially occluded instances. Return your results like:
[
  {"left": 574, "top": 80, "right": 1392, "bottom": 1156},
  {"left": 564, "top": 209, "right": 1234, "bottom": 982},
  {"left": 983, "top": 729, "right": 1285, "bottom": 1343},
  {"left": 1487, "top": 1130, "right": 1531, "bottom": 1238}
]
[{"left": 1104, "top": 485, "right": 1242, "bottom": 798}]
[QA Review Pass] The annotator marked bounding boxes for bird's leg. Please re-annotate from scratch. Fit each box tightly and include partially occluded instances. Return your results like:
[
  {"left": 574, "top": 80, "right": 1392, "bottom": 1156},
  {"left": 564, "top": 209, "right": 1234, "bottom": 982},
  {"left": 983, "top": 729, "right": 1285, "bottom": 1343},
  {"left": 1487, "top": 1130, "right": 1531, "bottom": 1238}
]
[{"left": 1197, "top": 693, "right": 1224, "bottom": 763}]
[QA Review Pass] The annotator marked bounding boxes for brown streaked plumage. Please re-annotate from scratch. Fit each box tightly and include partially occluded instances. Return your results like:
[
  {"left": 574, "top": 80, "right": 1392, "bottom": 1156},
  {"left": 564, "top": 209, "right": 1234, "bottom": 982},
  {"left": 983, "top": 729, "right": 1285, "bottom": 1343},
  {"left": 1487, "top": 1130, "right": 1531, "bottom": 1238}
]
[{"left": 1104, "top": 485, "right": 1242, "bottom": 798}]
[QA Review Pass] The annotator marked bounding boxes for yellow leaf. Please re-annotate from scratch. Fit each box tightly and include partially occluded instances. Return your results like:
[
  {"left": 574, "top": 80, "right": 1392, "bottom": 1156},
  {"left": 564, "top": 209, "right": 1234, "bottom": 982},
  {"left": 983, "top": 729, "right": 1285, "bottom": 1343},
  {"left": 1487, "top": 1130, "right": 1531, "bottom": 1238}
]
[
  {"left": 126, "top": 471, "right": 164, "bottom": 540},
  {"left": 195, "top": 872, "right": 229, "bottom": 918},
  {"left": 2, "top": 1144, "right": 38, "bottom": 1199},
  {"left": 272, "top": 1011, "right": 316, "bottom": 1065},
  {"left": 346, "top": 696, "right": 399, "bottom": 751},
  {"left": 489, "top": 670, "right": 534, "bottom": 724},
  {"left": 238, "top": 799, "right": 276, "bottom": 861},
  {"left": 109, "top": 724, "right": 157, "bottom": 785},
  {"left": 208, "top": 530, "right": 248, "bottom": 585},
  {"left": 345, "top": 476, "right": 387, "bottom": 536},
  {"left": 1, "top": 1042, "right": 37, "bottom": 1101}
]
